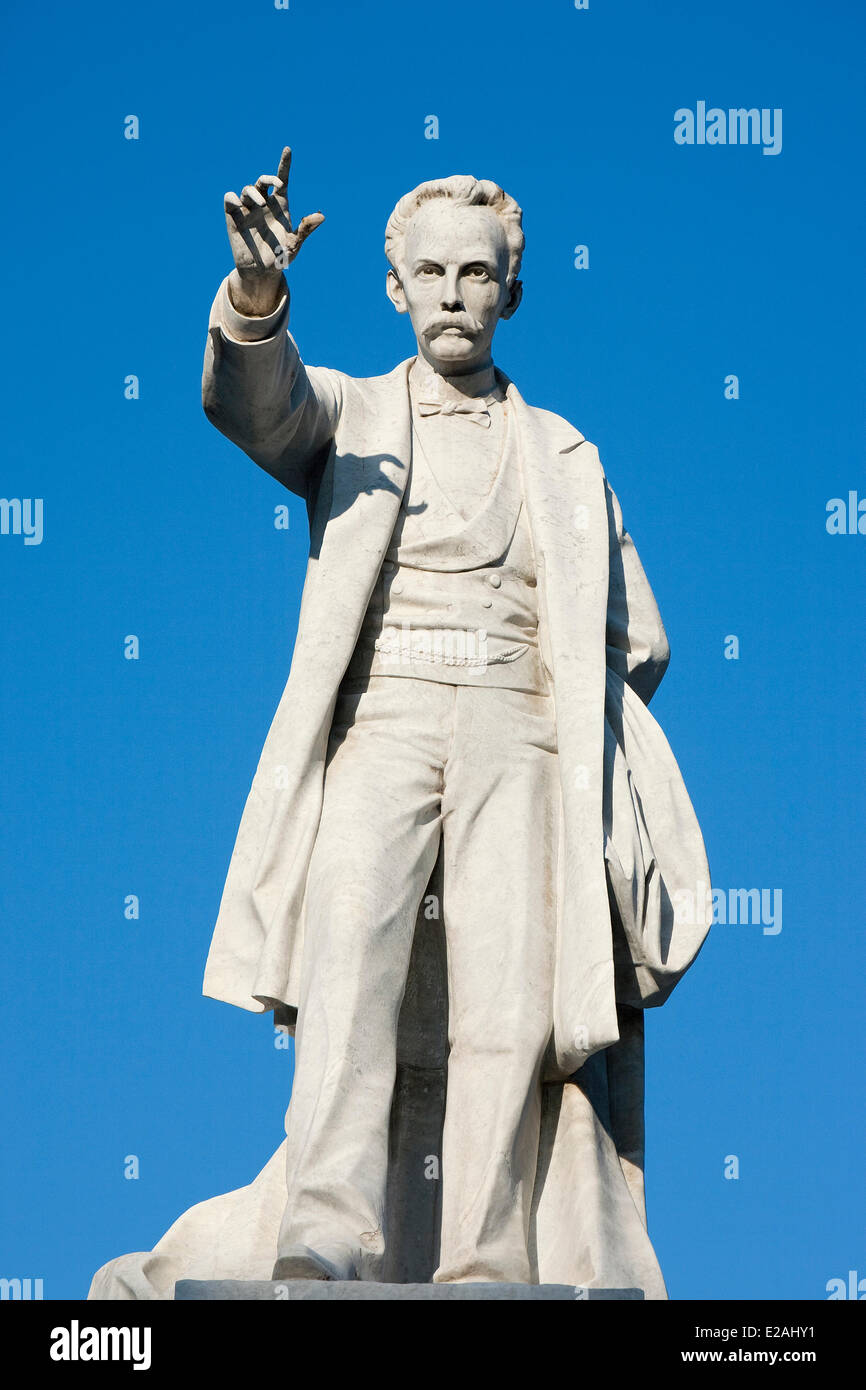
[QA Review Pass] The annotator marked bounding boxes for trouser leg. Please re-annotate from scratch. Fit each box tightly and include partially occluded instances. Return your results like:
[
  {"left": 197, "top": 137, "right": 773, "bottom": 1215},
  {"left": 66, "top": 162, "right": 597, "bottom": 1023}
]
[
  {"left": 276, "top": 678, "right": 446, "bottom": 1276},
  {"left": 433, "top": 685, "right": 559, "bottom": 1283}
]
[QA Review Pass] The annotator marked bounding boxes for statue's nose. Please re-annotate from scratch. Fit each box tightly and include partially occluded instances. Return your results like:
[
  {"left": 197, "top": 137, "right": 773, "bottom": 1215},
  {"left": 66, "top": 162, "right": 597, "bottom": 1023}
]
[{"left": 439, "top": 270, "right": 462, "bottom": 310}]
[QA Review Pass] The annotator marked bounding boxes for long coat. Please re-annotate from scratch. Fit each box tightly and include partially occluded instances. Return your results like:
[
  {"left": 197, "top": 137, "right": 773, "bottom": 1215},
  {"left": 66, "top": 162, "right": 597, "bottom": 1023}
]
[
  {"left": 85, "top": 282, "right": 714, "bottom": 1300},
  {"left": 200, "top": 277, "right": 711, "bottom": 1081}
]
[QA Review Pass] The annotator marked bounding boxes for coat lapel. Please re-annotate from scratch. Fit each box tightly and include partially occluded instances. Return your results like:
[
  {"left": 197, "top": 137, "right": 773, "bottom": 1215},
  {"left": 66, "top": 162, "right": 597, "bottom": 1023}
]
[
  {"left": 297, "top": 358, "right": 414, "bottom": 693},
  {"left": 505, "top": 380, "right": 621, "bottom": 1070}
]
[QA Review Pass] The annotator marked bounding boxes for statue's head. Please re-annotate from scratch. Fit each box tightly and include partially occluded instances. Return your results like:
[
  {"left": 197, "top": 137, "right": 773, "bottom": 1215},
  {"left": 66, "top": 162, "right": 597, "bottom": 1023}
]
[{"left": 385, "top": 176, "right": 524, "bottom": 376}]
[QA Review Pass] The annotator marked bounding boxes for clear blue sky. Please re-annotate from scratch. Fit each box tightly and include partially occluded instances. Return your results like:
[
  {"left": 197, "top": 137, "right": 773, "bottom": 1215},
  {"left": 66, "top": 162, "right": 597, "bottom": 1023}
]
[{"left": 1, "top": 0, "right": 863, "bottom": 1300}]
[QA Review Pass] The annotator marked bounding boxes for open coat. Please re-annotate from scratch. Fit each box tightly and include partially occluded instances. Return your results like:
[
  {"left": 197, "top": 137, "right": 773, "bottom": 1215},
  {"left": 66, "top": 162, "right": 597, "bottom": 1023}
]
[
  {"left": 200, "top": 277, "right": 711, "bottom": 1080},
  {"left": 87, "top": 279, "right": 712, "bottom": 1300}
]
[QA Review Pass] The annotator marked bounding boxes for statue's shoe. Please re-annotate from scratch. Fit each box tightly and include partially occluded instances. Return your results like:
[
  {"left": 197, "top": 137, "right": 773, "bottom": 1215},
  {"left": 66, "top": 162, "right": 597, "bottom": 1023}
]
[{"left": 272, "top": 1243, "right": 359, "bottom": 1281}]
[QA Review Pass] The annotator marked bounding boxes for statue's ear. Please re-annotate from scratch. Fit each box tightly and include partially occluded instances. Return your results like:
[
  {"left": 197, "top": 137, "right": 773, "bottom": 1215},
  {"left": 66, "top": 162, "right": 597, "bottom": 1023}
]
[
  {"left": 501, "top": 278, "right": 523, "bottom": 320},
  {"left": 386, "top": 268, "right": 408, "bottom": 314}
]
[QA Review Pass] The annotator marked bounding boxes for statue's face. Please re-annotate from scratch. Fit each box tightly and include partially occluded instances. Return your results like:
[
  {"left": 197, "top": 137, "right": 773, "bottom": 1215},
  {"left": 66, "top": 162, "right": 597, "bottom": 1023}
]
[{"left": 386, "top": 199, "right": 521, "bottom": 375}]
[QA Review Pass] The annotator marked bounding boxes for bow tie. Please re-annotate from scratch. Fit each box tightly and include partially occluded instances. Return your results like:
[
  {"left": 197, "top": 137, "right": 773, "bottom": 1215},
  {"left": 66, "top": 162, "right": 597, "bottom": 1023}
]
[{"left": 416, "top": 397, "right": 491, "bottom": 427}]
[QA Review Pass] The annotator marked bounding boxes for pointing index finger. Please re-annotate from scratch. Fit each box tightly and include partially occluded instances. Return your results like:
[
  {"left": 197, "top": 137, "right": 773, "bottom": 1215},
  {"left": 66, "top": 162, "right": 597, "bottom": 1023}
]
[{"left": 276, "top": 146, "right": 293, "bottom": 187}]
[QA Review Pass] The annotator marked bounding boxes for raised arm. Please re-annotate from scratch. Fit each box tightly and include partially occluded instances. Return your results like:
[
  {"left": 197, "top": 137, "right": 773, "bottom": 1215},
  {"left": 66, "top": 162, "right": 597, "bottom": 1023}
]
[{"left": 202, "top": 146, "right": 342, "bottom": 498}]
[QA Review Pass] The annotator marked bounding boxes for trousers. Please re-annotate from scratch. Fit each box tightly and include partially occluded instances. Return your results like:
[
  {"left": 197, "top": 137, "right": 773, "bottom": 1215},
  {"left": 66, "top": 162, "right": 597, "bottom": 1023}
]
[{"left": 276, "top": 673, "right": 560, "bottom": 1282}]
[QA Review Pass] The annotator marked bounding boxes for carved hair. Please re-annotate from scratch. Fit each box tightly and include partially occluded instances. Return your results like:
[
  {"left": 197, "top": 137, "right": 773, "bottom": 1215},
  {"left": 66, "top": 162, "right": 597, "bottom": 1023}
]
[{"left": 385, "top": 176, "right": 524, "bottom": 285}]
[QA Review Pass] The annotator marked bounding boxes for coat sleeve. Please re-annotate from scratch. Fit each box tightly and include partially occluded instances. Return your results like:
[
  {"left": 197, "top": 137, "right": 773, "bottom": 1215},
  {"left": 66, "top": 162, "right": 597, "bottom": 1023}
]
[
  {"left": 202, "top": 274, "right": 343, "bottom": 499},
  {"left": 604, "top": 479, "right": 670, "bottom": 704}
]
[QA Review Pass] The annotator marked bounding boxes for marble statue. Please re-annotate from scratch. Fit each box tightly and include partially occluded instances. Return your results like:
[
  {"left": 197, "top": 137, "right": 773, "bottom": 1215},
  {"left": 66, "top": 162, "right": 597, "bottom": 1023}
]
[{"left": 89, "top": 147, "right": 711, "bottom": 1300}]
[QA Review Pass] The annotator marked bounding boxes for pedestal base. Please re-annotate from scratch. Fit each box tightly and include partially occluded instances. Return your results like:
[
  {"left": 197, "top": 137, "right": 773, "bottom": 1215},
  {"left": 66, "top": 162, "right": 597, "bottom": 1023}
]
[{"left": 175, "top": 1279, "right": 643, "bottom": 1301}]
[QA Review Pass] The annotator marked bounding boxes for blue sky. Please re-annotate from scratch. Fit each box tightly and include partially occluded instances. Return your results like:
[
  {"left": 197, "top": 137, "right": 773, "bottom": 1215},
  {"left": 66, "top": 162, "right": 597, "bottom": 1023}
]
[{"left": 1, "top": 0, "right": 863, "bottom": 1300}]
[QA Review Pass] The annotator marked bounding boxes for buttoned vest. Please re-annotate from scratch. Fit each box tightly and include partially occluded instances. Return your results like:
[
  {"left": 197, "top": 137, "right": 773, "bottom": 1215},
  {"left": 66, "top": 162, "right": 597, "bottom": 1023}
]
[{"left": 346, "top": 404, "right": 547, "bottom": 693}]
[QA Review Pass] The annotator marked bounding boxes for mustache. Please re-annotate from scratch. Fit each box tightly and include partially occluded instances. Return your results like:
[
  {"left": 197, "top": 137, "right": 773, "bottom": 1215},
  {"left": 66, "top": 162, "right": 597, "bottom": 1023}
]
[{"left": 423, "top": 313, "right": 484, "bottom": 336}]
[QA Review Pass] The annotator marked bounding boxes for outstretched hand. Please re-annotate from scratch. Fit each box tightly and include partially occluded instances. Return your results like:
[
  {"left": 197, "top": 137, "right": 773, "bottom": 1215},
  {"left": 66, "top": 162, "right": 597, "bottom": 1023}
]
[{"left": 224, "top": 147, "right": 324, "bottom": 316}]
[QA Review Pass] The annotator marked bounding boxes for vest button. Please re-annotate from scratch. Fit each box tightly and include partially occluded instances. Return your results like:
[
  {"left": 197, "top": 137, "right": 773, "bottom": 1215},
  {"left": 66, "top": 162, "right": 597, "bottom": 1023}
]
[
  {"left": 392, "top": 581, "right": 404, "bottom": 595},
  {"left": 487, "top": 573, "right": 502, "bottom": 588},
  {"left": 482, "top": 598, "right": 493, "bottom": 609}
]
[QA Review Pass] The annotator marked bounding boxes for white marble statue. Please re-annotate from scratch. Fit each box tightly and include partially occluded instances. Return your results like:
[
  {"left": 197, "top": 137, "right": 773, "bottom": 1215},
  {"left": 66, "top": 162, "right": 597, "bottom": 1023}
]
[{"left": 89, "top": 148, "right": 711, "bottom": 1300}]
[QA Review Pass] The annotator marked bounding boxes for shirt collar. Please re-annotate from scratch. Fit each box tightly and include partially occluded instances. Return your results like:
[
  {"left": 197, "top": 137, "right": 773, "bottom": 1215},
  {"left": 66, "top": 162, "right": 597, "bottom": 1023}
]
[{"left": 409, "top": 355, "right": 504, "bottom": 406}]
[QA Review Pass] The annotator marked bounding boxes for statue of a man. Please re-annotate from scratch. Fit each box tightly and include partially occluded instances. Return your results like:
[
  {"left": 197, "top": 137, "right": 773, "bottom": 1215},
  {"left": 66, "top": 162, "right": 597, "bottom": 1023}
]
[{"left": 195, "top": 147, "right": 711, "bottom": 1292}]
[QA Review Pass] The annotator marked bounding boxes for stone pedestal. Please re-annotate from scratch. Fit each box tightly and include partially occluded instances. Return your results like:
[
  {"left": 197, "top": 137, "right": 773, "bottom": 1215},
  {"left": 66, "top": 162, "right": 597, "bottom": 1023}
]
[{"left": 175, "top": 1280, "right": 643, "bottom": 1301}]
